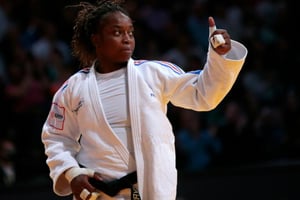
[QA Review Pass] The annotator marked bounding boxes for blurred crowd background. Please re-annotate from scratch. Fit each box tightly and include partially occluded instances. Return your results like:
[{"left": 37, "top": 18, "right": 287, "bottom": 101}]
[{"left": 0, "top": 0, "right": 298, "bottom": 199}]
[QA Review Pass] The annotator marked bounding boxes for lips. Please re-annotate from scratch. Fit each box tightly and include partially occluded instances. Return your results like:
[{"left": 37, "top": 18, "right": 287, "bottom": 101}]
[{"left": 121, "top": 48, "right": 132, "bottom": 53}]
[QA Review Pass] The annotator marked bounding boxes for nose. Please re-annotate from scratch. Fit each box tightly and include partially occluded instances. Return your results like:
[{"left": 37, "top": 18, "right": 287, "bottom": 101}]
[
  {"left": 122, "top": 32, "right": 133, "bottom": 44},
  {"left": 123, "top": 37, "right": 129, "bottom": 44}
]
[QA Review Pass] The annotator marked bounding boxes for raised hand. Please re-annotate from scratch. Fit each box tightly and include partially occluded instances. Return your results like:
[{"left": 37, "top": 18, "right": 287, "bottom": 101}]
[{"left": 208, "top": 16, "right": 231, "bottom": 55}]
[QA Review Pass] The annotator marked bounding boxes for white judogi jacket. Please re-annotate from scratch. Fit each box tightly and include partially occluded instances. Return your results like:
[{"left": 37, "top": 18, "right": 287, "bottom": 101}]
[{"left": 41, "top": 40, "right": 247, "bottom": 200}]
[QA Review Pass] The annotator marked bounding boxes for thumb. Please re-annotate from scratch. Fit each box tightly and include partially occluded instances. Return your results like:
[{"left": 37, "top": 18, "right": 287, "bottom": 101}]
[{"left": 208, "top": 16, "right": 216, "bottom": 37}]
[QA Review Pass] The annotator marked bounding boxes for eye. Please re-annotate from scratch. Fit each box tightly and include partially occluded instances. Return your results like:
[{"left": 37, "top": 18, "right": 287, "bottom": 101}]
[
  {"left": 114, "top": 30, "right": 121, "bottom": 36},
  {"left": 128, "top": 30, "right": 134, "bottom": 37}
]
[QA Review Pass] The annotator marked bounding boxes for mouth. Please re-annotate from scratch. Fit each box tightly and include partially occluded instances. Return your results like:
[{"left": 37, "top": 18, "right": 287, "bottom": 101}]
[{"left": 121, "top": 48, "right": 133, "bottom": 53}]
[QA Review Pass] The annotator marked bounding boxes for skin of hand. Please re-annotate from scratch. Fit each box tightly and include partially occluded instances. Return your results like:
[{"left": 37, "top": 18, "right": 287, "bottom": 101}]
[
  {"left": 208, "top": 16, "right": 231, "bottom": 55},
  {"left": 70, "top": 172, "right": 103, "bottom": 200}
]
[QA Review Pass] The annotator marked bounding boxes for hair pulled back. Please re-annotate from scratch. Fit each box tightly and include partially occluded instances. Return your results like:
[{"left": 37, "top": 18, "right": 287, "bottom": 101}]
[{"left": 68, "top": 0, "right": 129, "bottom": 67}]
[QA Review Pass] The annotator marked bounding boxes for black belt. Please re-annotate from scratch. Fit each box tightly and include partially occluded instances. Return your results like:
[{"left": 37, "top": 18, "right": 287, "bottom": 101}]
[{"left": 89, "top": 171, "right": 141, "bottom": 200}]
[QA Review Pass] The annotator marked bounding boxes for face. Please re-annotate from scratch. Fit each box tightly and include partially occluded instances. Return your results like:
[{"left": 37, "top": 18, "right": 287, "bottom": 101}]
[{"left": 92, "top": 11, "right": 135, "bottom": 65}]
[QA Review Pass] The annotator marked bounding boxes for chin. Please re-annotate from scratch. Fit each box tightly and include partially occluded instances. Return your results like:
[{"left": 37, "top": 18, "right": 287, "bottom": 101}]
[
  {"left": 116, "top": 61, "right": 128, "bottom": 67},
  {"left": 119, "top": 56, "right": 131, "bottom": 62}
]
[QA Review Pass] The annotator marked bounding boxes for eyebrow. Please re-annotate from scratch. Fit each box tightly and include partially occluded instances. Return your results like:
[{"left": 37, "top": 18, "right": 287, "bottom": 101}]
[{"left": 110, "top": 24, "right": 134, "bottom": 29}]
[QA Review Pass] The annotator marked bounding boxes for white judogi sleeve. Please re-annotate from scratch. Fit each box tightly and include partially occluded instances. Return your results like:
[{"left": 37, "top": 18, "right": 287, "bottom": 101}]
[{"left": 165, "top": 40, "right": 247, "bottom": 110}]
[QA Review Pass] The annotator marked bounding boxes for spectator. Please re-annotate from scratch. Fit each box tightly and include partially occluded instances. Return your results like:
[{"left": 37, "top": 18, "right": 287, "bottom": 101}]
[{"left": 176, "top": 109, "right": 222, "bottom": 172}]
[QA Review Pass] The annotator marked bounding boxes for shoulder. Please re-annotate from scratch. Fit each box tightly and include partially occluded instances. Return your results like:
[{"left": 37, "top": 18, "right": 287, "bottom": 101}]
[
  {"left": 55, "top": 67, "right": 91, "bottom": 95},
  {"left": 133, "top": 59, "right": 184, "bottom": 75},
  {"left": 68, "top": 67, "right": 91, "bottom": 82}
]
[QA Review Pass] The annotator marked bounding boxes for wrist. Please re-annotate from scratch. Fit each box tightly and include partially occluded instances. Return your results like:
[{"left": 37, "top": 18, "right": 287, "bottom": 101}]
[{"left": 65, "top": 167, "right": 95, "bottom": 183}]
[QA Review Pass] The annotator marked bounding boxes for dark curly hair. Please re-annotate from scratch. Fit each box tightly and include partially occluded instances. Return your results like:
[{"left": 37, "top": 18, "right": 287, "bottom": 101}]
[{"left": 67, "top": 0, "right": 129, "bottom": 67}]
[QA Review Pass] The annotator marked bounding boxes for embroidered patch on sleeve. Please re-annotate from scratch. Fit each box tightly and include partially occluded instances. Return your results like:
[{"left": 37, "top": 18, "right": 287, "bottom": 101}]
[{"left": 49, "top": 103, "right": 65, "bottom": 130}]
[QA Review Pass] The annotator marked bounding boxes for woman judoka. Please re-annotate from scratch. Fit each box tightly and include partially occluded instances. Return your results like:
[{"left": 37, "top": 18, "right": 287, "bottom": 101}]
[{"left": 41, "top": 0, "right": 248, "bottom": 199}]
